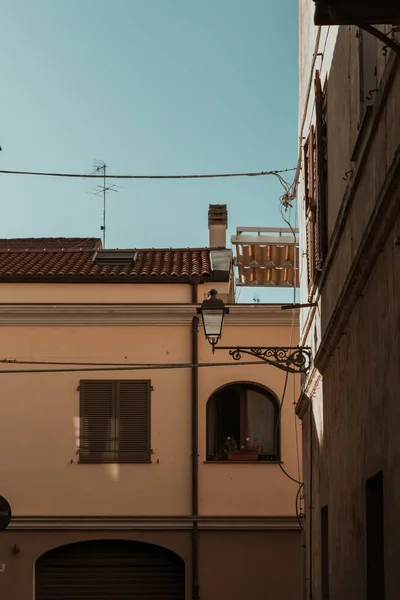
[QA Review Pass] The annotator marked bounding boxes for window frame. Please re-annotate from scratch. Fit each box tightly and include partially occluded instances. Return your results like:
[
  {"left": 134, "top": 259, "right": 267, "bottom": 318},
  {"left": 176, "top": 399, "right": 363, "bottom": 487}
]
[{"left": 79, "top": 379, "right": 151, "bottom": 464}]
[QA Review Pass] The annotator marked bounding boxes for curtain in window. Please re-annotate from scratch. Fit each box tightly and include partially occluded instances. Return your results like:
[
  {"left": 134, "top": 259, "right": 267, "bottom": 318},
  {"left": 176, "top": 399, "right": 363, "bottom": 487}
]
[{"left": 246, "top": 390, "right": 275, "bottom": 454}]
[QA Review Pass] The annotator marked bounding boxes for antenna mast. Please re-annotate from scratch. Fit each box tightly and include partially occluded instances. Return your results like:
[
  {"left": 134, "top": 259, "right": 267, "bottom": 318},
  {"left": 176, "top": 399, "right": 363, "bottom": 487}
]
[{"left": 87, "top": 160, "right": 122, "bottom": 248}]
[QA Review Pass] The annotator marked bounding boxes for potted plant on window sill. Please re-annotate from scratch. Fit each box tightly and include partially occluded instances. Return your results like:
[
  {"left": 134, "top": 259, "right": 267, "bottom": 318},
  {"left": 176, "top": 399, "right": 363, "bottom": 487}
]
[{"left": 224, "top": 436, "right": 263, "bottom": 461}]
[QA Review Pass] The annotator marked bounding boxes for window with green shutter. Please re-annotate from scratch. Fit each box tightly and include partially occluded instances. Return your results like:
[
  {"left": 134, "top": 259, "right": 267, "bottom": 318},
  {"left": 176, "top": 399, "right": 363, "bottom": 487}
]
[{"left": 79, "top": 380, "right": 151, "bottom": 463}]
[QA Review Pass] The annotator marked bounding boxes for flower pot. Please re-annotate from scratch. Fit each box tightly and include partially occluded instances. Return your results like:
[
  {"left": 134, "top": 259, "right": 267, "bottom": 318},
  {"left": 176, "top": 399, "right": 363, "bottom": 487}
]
[{"left": 227, "top": 451, "right": 259, "bottom": 461}]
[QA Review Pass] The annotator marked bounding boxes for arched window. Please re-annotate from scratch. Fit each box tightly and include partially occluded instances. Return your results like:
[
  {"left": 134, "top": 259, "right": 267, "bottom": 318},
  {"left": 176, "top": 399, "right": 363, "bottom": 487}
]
[{"left": 206, "top": 382, "right": 280, "bottom": 462}]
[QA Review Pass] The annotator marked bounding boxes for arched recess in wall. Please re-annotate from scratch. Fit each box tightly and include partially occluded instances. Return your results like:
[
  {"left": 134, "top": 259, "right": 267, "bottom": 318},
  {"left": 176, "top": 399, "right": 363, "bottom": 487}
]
[
  {"left": 206, "top": 381, "right": 280, "bottom": 462},
  {"left": 35, "top": 539, "right": 185, "bottom": 600}
]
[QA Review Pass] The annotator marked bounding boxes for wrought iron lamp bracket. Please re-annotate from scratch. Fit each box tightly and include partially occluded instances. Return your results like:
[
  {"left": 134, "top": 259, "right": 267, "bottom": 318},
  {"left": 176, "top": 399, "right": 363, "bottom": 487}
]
[
  {"left": 214, "top": 346, "right": 312, "bottom": 374},
  {"left": 356, "top": 24, "right": 400, "bottom": 56}
]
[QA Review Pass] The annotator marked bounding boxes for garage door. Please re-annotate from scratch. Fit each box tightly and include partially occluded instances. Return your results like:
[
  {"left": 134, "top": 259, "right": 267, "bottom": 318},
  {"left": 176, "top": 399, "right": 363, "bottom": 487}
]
[{"left": 35, "top": 539, "right": 185, "bottom": 599}]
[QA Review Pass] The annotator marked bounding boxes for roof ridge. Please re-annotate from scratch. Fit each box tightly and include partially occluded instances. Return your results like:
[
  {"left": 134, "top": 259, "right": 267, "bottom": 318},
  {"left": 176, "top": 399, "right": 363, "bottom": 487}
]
[{"left": 0, "top": 247, "right": 227, "bottom": 253}]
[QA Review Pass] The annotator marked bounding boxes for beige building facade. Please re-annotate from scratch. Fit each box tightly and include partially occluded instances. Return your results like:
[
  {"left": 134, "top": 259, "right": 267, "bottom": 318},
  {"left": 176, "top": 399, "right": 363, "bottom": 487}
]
[
  {"left": 0, "top": 210, "right": 302, "bottom": 599},
  {"left": 298, "top": 3, "right": 400, "bottom": 599}
]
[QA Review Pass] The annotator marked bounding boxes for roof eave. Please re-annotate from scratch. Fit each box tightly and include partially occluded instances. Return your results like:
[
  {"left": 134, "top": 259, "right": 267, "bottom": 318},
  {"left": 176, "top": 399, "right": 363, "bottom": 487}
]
[{"left": 0, "top": 272, "right": 229, "bottom": 284}]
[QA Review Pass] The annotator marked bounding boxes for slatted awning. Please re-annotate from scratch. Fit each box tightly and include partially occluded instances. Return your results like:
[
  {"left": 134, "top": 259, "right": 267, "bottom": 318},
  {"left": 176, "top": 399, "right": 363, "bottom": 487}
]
[{"left": 232, "top": 227, "right": 299, "bottom": 288}]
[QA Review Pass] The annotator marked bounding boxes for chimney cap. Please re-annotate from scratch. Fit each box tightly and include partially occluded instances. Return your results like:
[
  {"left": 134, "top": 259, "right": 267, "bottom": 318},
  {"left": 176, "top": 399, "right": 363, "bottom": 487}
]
[{"left": 208, "top": 204, "right": 227, "bottom": 227}]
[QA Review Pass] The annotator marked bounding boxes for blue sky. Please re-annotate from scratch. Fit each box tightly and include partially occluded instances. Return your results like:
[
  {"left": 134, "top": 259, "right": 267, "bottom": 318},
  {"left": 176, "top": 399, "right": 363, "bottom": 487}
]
[{"left": 1, "top": 0, "right": 298, "bottom": 302}]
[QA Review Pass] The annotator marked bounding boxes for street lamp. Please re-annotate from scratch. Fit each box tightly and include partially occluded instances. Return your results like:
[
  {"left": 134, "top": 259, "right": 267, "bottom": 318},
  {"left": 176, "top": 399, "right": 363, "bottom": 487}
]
[
  {"left": 197, "top": 289, "right": 312, "bottom": 374},
  {"left": 197, "top": 289, "right": 229, "bottom": 352}
]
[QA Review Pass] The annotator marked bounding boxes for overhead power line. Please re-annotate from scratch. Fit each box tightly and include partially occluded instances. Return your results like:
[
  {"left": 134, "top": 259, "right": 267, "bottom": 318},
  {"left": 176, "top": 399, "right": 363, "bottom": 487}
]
[
  {"left": 0, "top": 167, "right": 296, "bottom": 180},
  {"left": 0, "top": 359, "right": 280, "bottom": 375}
]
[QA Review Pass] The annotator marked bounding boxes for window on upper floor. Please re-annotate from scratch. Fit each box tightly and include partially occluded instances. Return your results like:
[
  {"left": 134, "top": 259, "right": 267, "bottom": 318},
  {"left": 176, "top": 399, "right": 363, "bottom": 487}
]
[
  {"left": 79, "top": 380, "right": 151, "bottom": 463},
  {"left": 303, "top": 70, "right": 328, "bottom": 300},
  {"left": 206, "top": 382, "right": 280, "bottom": 462}
]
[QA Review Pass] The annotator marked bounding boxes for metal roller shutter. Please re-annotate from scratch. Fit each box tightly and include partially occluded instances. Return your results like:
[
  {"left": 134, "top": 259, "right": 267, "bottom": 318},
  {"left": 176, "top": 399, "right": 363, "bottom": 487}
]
[{"left": 35, "top": 539, "right": 185, "bottom": 600}]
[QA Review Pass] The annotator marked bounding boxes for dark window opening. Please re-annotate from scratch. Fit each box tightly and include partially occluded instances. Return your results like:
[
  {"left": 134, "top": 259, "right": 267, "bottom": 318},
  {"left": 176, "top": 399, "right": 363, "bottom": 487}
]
[
  {"left": 366, "top": 471, "right": 385, "bottom": 600},
  {"left": 206, "top": 383, "right": 280, "bottom": 462},
  {"left": 321, "top": 505, "right": 330, "bottom": 600}
]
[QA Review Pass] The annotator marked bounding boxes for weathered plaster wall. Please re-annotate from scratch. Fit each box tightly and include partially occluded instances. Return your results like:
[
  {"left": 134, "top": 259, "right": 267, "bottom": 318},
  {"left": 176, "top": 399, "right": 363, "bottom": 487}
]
[
  {"left": 298, "top": 1, "right": 400, "bottom": 598},
  {"left": 0, "top": 317, "right": 301, "bottom": 517}
]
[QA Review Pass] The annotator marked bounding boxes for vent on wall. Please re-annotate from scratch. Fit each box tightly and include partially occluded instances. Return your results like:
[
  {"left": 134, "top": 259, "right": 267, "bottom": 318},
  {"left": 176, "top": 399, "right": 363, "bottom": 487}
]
[{"left": 94, "top": 251, "right": 137, "bottom": 266}]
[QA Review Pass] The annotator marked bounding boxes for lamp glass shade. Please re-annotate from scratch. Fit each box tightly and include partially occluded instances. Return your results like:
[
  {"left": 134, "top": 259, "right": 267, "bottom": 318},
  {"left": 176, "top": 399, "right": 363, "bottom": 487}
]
[{"left": 202, "top": 308, "right": 225, "bottom": 341}]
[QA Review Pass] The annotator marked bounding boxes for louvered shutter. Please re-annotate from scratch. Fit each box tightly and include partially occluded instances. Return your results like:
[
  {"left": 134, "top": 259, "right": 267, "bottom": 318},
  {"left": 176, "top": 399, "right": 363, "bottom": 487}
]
[
  {"left": 303, "top": 128, "right": 315, "bottom": 213},
  {"left": 80, "top": 381, "right": 115, "bottom": 462},
  {"left": 314, "top": 70, "right": 327, "bottom": 270},
  {"left": 306, "top": 213, "right": 316, "bottom": 300},
  {"left": 304, "top": 127, "right": 317, "bottom": 297},
  {"left": 116, "top": 380, "right": 150, "bottom": 462}
]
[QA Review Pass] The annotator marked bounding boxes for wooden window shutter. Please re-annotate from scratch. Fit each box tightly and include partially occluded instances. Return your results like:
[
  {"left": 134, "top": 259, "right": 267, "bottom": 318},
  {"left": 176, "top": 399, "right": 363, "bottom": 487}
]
[
  {"left": 80, "top": 381, "right": 115, "bottom": 462},
  {"left": 306, "top": 213, "right": 316, "bottom": 299},
  {"left": 116, "top": 380, "right": 151, "bottom": 462},
  {"left": 314, "top": 70, "right": 328, "bottom": 270},
  {"left": 304, "top": 127, "right": 316, "bottom": 297},
  {"left": 303, "top": 135, "right": 311, "bottom": 211}
]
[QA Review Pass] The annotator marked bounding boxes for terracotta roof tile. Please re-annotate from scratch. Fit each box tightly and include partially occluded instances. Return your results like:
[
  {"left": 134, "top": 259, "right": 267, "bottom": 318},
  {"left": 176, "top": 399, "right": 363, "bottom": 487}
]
[{"left": 0, "top": 244, "right": 214, "bottom": 280}]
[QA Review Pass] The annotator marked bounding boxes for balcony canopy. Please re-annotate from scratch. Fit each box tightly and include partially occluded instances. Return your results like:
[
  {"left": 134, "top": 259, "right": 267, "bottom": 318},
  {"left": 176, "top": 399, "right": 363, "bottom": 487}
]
[{"left": 232, "top": 227, "right": 299, "bottom": 288}]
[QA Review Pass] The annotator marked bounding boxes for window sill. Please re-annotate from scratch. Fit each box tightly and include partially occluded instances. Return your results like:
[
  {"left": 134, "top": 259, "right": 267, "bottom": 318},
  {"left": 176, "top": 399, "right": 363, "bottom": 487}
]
[
  {"left": 204, "top": 460, "right": 282, "bottom": 464},
  {"left": 78, "top": 460, "right": 152, "bottom": 465}
]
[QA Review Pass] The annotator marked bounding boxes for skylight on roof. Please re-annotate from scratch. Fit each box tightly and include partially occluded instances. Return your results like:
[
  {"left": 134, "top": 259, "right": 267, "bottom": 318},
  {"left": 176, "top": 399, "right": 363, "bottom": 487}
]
[{"left": 94, "top": 250, "right": 137, "bottom": 266}]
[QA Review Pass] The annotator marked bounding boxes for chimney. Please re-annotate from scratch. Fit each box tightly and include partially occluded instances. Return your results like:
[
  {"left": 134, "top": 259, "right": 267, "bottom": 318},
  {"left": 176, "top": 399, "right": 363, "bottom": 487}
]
[{"left": 208, "top": 204, "right": 227, "bottom": 248}]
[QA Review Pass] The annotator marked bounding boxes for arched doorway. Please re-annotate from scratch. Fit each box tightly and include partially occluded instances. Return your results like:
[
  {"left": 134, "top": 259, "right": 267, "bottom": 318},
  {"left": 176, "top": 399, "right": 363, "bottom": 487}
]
[
  {"left": 206, "top": 381, "right": 280, "bottom": 461},
  {"left": 35, "top": 539, "right": 185, "bottom": 599}
]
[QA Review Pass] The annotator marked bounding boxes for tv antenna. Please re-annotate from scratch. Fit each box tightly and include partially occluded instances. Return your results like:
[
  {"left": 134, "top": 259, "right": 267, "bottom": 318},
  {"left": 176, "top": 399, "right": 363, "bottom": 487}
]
[{"left": 86, "top": 160, "right": 122, "bottom": 247}]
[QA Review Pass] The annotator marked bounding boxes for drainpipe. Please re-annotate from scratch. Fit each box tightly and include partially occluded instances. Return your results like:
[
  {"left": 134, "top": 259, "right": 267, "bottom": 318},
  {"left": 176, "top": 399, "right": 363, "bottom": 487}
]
[
  {"left": 309, "top": 406, "right": 313, "bottom": 600},
  {"left": 191, "top": 279, "right": 200, "bottom": 600},
  {"left": 302, "top": 524, "right": 307, "bottom": 600},
  {"left": 191, "top": 282, "right": 198, "bottom": 304}
]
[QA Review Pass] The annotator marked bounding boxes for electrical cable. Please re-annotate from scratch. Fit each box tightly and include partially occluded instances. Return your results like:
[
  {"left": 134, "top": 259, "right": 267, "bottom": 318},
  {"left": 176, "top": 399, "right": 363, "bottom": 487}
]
[
  {"left": 0, "top": 168, "right": 296, "bottom": 180},
  {"left": 271, "top": 180, "right": 303, "bottom": 485},
  {"left": 280, "top": 199, "right": 306, "bottom": 535},
  {"left": 0, "top": 358, "right": 288, "bottom": 375},
  {"left": 296, "top": 482, "right": 305, "bottom": 532},
  {"left": 289, "top": 26, "right": 333, "bottom": 203},
  {"left": 267, "top": 181, "right": 304, "bottom": 538},
  {"left": 293, "top": 204, "right": 302, "bottom": 483}
]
